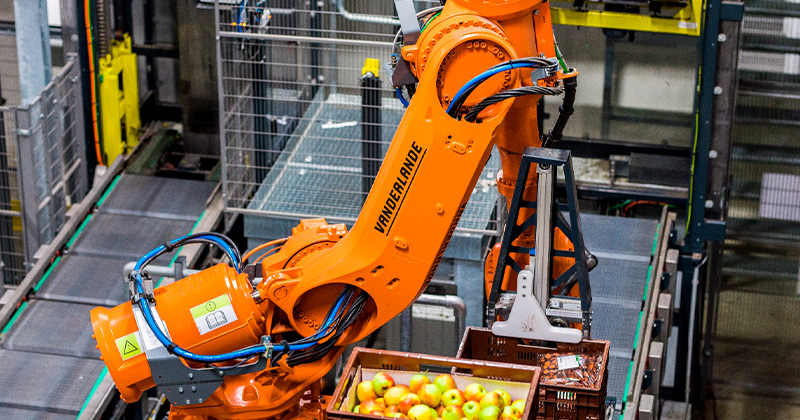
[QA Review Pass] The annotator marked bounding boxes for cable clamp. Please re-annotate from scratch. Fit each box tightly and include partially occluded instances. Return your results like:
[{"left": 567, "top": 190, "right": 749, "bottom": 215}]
[{"left": 261, "top": 336, "right": 273, "bottom": 359}]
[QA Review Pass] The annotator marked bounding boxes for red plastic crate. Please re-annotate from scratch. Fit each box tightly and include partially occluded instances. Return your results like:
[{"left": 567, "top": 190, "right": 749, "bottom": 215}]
[
  {"left": 327, "top": 347, "right": 542, "bottom": 420},
  {"left": 456, "top": 327, "right": 609, "bottom": 420}
]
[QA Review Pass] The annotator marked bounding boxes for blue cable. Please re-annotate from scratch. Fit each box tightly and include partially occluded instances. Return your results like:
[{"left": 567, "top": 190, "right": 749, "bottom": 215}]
[
  {"left": 129, "top": 235, "right": 352, "bottom": 363},
  {"left": 445, "top": 62, "right": 546, "bottom": 115},
  {"left": 396, "top": 88, "right": 409, "bottom": 108}
]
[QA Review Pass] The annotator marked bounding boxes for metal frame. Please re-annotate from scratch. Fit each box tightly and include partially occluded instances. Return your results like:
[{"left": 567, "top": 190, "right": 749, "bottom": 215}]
[
  {"left": 551, "top": 0, "right": 703, "bottom": 36},
  {"left": 486, "top": 147, "right": 593, "bottom": 334}
]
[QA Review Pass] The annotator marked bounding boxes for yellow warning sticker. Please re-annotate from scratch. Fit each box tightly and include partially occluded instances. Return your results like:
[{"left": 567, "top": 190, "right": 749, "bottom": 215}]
[{"left": 115, "top": 331, "right": 142, "bottom": 360}]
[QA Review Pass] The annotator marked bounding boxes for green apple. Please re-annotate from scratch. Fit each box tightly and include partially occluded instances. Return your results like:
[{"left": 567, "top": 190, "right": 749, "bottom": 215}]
[
  {"left": 442, "top": 405, "right": 465, "bottom": 420},
  {"left": 353, "top": 405, "right": 360, "bottom": 413},
  {"left": 385, "top": 385, "right": 411, "bottom": 406},
  {"left": 464, "top": 384, "right": 487, "bottom": 402},
  {"left": 479, "top": 392, "right": 505, "bottom": 410},
  {"left": 429, "top": 408, "right": 439, "bottom": 419},
  {"left": 357, "top": 381, "right": 378, "bottom": 402},
  {"left": 479, "top": 406, "right": 501, "bottom": 420},
  {"left": 442, "top": 389, "right": 466, "bottom": 407},
  {"left": 410, "top": 374, "right": 432, "bottom": 394},
  {"left": 510, "top": 400, "right": 525, "bottom": 413},
  {"left": 399, "top": 393, "right": 421, "bottom": 414},
  {"left": 500, "top": 406, "right": 522, "bottom": 420},
  {"left": 373, "top": 372, "right": 396, "bottom": 397},
  {"left": 493, "top": 390, "right": 512, "bottom": 407},
  {"left": 409, "top": 404, "right": 435, "bottom": 420},
  {"left": 462, "top": 401, "right": 481, "bottom": 420},
  {"left": 418, "top": 384, "right": 443, "bottom": 407},
  {"left": 433, "top": 374, "right": 457, "bottom": 393}
]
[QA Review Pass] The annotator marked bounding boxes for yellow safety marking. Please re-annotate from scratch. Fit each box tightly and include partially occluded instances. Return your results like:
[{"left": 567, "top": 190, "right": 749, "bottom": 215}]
[{"left": 115, "top": 331, "right": 142, "bottom": 360}]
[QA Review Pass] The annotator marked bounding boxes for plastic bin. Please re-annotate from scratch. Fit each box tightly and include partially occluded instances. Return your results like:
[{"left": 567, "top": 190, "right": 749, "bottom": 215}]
[
  {"left": 456, "top": 327, "right": 609, "bottom": 420},
  {"left": 327, "top": 347, "right": 542, "bottom": 420}
]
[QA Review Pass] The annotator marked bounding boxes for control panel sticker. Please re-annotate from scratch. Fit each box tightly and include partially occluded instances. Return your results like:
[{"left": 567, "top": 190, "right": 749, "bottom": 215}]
[
  {"left": 190, "top": 294, "right": 238, "bottom": 335},
  {"left": 115, "top": 332, "right": 142, "bottom": 360}
]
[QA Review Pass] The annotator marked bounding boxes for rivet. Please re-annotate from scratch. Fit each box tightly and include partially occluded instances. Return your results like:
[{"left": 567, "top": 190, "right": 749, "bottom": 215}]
[
  {"left": 436, "top": 204, "right": 445, "bottom": 215},
  {"left": 192, "top": 386, "right": 197, "bottom": 392},
  {"left": 188, "top": 373, "right": 193, "bottom": 379},
  {"left": 186, "top": 399, "right": 191, "bottom": 405},
  {"left": 179, "top": 387, "right": 184, "bottom": 394}
]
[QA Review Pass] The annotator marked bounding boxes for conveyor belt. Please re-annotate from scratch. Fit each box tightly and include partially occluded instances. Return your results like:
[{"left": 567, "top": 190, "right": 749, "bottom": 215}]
[
  {"left": 581, "top": 214, "right": 659, "bottom": 413},
  {"left": 0, "top": 174, "right": 215, "bottom": 417}
]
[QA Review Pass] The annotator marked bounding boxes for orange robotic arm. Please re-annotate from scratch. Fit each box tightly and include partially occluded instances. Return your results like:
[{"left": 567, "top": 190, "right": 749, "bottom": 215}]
[{"left": 90, "top": 2, "right": 572, "bottom": 419}]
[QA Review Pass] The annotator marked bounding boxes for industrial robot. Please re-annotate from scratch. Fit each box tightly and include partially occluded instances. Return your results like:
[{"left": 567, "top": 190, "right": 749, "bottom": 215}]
[{"left": 90, "top": 1, "right": 580, "bottom": 418}]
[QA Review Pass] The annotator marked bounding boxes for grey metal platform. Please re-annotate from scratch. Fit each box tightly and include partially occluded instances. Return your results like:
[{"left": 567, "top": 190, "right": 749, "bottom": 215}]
[
  {"left": 3, "top": 300, "right": 101, "bottom": 358},
  {"left": 0, "top": 350, "right": 105, "bottom": 415},
  {"left": 36, "top": 254, "right": 133, "bottom": 306},
  {"left": 69, "top": 213, "right": 196, "bottom": 262},
  {"left": 0, "top": 173, "right": 216, "bottom": 417},
  {"left": 582, "top": 214, "right": 658, "bottom": 410},
  {"left": 244, "top": 93, "right": 500, "bottom": 241}
]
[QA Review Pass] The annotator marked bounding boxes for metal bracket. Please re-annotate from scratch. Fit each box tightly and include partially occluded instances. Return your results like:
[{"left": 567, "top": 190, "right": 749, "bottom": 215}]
[
  {"left": 390, "top": 0, "right": 420, "bottom": 88},
  {"left": 486, "top": 147, "right": 595, "bottom": 338}
]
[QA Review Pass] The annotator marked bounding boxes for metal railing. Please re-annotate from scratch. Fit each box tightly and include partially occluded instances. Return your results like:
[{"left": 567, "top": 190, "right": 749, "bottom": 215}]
[
  {"left": 215, "top": 0, "right": 500, "bottom": 236},
  {"left": 0, "top": 55, "right": 88, "bottom": 284}
]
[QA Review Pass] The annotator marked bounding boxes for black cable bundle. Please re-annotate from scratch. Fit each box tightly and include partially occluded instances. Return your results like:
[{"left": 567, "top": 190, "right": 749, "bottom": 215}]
[
  {"left": 464, "top": 85, "right": 565, "bottom": 122},
  {"left": 269, "top": 285, "right": 369, "bottom": 368},
  {"left": 543, "top": 75, "right": 577, "bottom": 148},
  {"left": 447, "top": 57, "right": 558, "bottom": 118}
]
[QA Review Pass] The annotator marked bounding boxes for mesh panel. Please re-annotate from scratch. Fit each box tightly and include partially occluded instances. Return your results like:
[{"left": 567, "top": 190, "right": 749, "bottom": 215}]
[
  {"left": 0, "top": 56, "right": 88, "bottom": 285},
  {"left": 217, "top": 1, "right": 500, "bottom": 235}
]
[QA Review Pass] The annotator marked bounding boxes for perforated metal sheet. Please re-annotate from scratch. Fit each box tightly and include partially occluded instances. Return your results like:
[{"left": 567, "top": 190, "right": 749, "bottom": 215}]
[
  {"left": 0, "top": 350, "right": 105, "bottom": 415},
  {"left": 100, "top": 174, "right": 215, "bottom": 220},
  {"left": 607, "top": 355, "right": 633, "bottom": 408},
  {"left": 592, "top": 300, "right": 641, "bottom": 357},
  {"left": 581, "top": 214, "right": 658, "bottom": 257},
  {"left": 580, "top": 214, "right": 657, "bottom": 409},
  {"left": 2, "top": 299, "right": 100, "bottom": 359},
  {"left": 589, "top": 255, "right": 651, "bottom": 306},
  {"left": 70, "top": 213, "right": 196, "bottom": 262},
  {"left": 36, "top": 254, "right": 131, "bottom": 306},
  {"left": 247, "top": 94, "right": 500, "bottom": 232},
  {"left": 0, "top": 406, "right": 76, "bottom": 420}
]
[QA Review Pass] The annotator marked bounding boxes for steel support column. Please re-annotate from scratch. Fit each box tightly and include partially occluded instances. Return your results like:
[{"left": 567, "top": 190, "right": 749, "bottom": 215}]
[{"left": 13, "top": 0, "right": 52, "bottom": 105}]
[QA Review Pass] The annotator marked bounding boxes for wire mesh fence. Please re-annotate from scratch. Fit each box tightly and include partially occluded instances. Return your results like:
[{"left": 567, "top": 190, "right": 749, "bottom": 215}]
[
  {"left": 0, "top": 55, "right": 88, "bottom": 285},
  {"left": 216, "top": 0, "right": 500, "bottom": 236}
]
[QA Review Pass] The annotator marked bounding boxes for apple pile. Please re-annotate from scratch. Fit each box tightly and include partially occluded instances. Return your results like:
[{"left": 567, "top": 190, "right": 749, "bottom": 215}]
[{"left": 351, "top": 372, "right": 526, "bottom": 420}]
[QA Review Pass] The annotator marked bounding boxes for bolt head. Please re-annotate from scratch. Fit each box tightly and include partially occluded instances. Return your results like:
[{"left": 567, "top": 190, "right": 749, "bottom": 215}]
[
  {"left": 709, "top": 150, "right": 718, "bottom": 159},
  {"left": 713, "top": 86, "right": 723, "bottom": 95},
  {"left": 705, "top": 200, "right": 714, "bottom": 208},
  {"left": 717, "top": 33, "right": 727, "bottom": 43}
]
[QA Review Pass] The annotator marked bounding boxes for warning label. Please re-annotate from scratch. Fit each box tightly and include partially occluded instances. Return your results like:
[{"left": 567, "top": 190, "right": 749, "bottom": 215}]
[
  {"left": 115, "top": 332, "right": 142, "bottom": 360},
  {"left": 132, "top": 306, "right": 170, "bottom": 352},
  {"left": 190, "top": 294, "right": 237, "bottom": 335}
]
